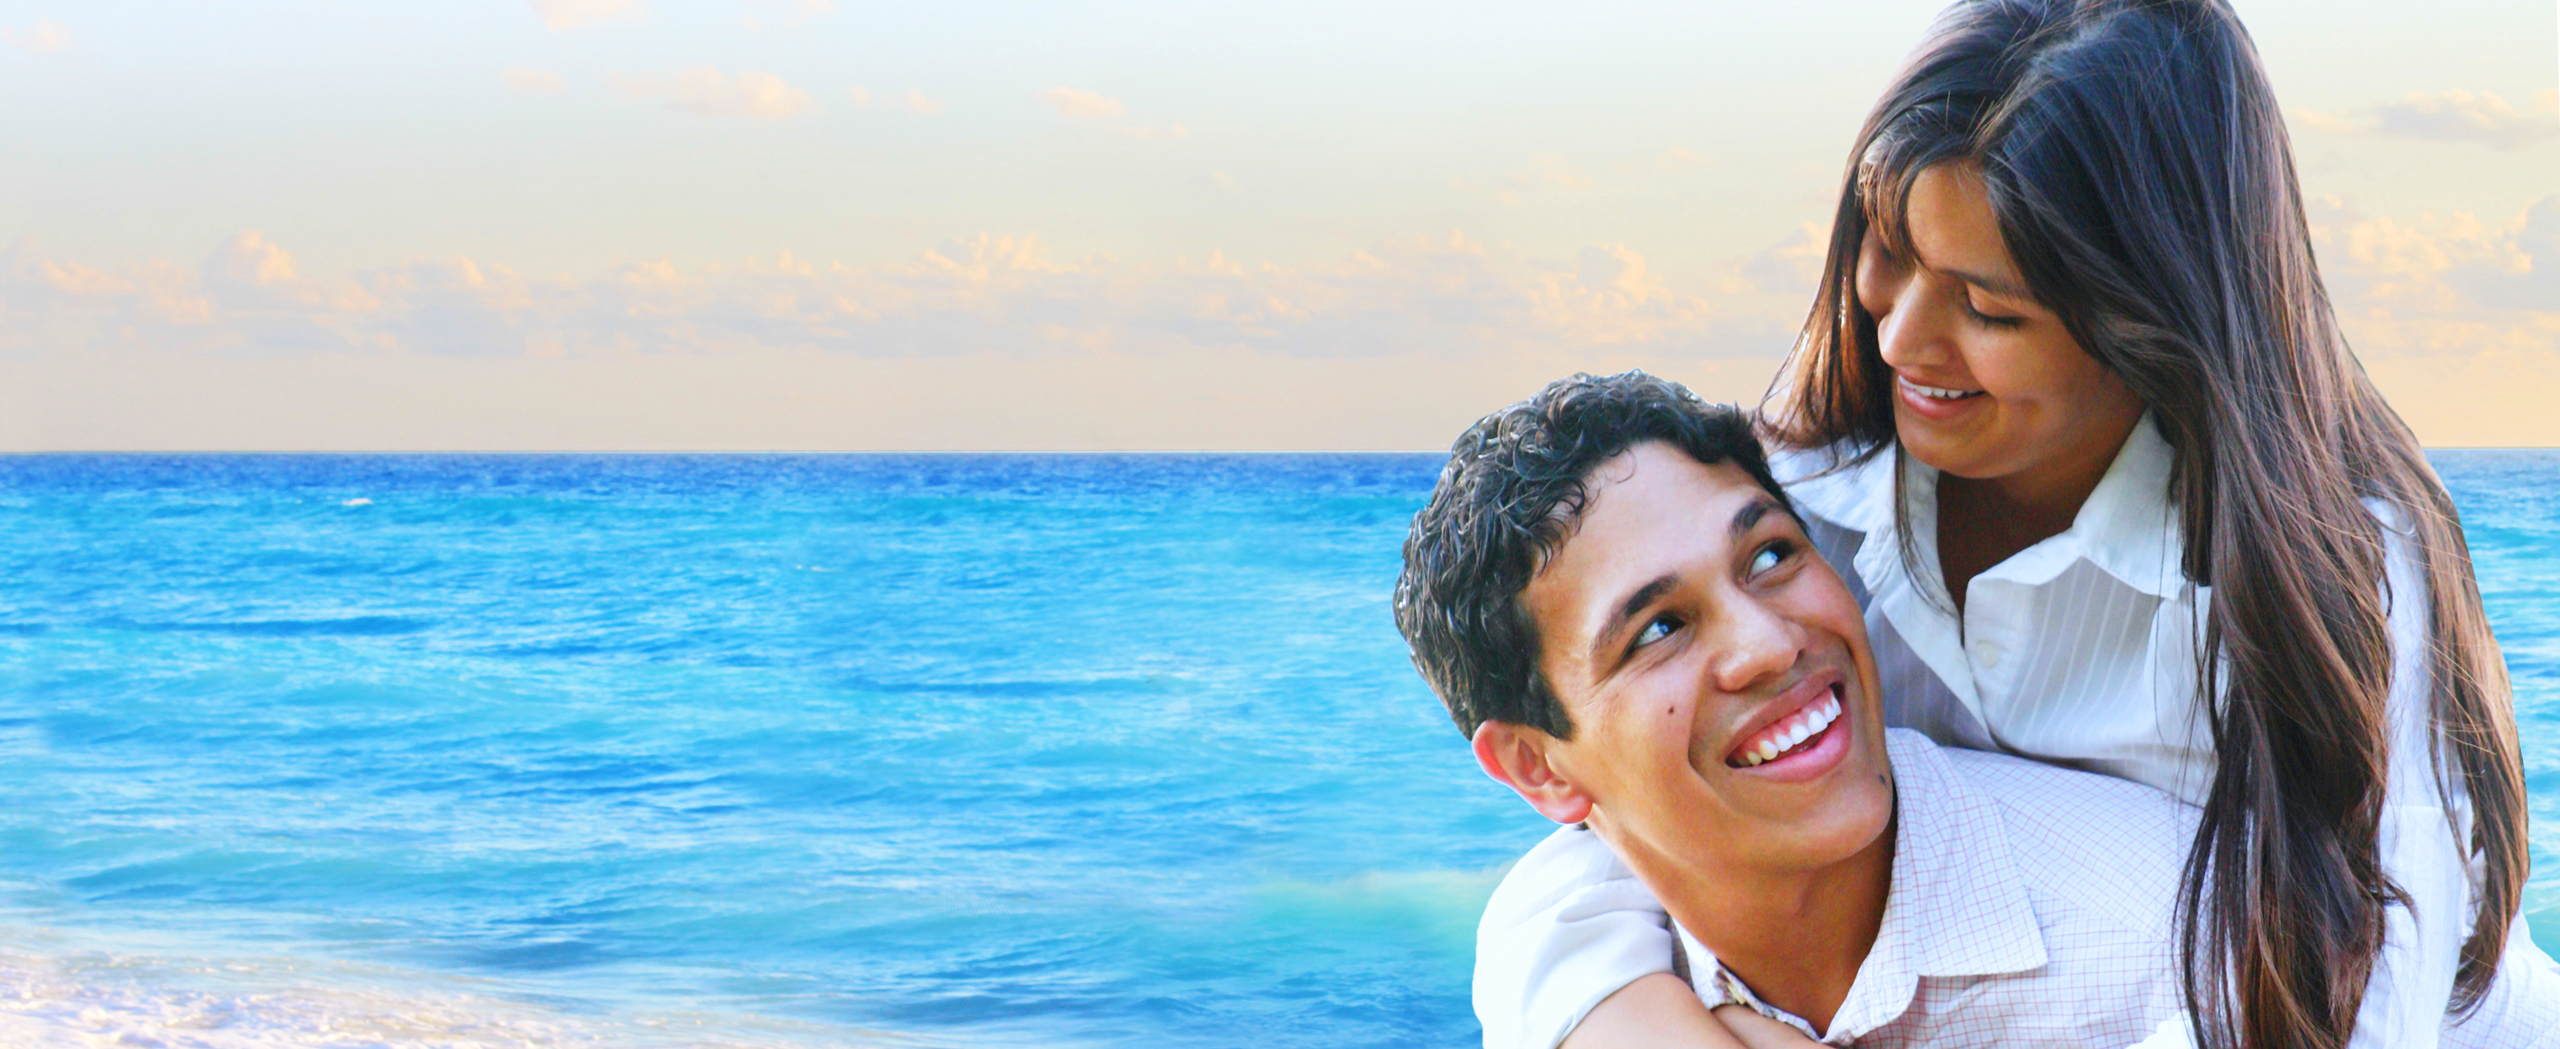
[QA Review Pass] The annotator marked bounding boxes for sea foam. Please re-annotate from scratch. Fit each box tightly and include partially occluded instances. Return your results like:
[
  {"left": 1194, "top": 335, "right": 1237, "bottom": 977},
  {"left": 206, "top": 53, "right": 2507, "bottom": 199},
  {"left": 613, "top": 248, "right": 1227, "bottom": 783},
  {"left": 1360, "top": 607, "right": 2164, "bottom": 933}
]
[{"left": 0, "top": 932, "right": 878, "bottom": 1049}]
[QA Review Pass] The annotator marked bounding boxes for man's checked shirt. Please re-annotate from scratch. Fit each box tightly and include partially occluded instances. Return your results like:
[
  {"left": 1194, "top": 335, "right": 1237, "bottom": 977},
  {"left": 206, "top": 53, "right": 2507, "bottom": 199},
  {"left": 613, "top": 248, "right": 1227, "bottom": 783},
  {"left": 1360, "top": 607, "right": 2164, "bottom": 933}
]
[{"left": 1674, "top": 729, "right": 2187, "bottom": 1046}]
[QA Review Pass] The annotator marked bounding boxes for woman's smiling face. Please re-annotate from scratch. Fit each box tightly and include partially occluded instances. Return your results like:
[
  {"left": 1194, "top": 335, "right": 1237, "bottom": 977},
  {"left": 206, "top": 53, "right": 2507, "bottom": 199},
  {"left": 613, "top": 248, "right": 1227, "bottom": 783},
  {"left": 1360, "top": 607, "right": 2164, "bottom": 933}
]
[{"left": 1854, "top": 164, "right": 2144, "bottom": 497}]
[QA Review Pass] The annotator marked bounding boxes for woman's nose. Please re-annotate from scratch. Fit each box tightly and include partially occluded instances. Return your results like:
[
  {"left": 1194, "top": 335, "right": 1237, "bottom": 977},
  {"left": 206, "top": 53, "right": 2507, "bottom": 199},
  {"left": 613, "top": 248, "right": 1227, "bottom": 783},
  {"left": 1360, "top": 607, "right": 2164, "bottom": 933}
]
[{"left": 1873, "top": 277, "right": 1951, "bottom": 370}]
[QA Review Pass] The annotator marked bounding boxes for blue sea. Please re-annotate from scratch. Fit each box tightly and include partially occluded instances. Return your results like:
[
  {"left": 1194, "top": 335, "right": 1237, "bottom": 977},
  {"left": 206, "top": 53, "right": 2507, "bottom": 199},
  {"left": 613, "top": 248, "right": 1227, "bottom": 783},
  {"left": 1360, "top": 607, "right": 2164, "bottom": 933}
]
[{"left": 1, "top": 452, "right": 2555, "bottom": 1048}]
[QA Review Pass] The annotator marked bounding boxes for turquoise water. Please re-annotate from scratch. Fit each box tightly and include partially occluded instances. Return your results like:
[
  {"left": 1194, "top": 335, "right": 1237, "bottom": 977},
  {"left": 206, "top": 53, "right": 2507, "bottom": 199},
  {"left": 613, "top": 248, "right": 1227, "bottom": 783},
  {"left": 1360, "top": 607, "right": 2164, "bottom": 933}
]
[{"left": 1, "top": 452, "right": 2555, "bottom": 1047}]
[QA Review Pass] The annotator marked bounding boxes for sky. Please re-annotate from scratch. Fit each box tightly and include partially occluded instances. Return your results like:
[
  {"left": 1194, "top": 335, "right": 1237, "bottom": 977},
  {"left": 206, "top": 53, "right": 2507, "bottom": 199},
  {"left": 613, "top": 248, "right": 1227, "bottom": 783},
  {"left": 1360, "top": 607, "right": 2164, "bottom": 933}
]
[{"left": 0, "top": 0, "right": 2553, "bottom": 450}]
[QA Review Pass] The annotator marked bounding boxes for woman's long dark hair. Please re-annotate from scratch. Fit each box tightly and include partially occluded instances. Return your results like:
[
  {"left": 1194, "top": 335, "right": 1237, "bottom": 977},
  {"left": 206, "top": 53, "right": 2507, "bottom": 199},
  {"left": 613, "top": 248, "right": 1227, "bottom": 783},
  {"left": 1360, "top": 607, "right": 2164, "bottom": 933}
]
[{"left": 1764, "top": 2, "right": 2527, "bottom": 1047}]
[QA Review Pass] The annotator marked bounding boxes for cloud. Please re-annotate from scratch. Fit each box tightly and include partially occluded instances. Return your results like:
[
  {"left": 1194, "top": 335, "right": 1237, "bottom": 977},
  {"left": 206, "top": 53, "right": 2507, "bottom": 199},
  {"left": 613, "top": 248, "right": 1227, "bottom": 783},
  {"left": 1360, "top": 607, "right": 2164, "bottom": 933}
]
[
  {"left": 1196, "top": 171, "right": 1239, "bottom": 191},
  {"left": 0, "top": 232, "right": 385, "bottom": 357},
  {"left": 1038, "top": 86, "right": 1187, "bottom": 139},
  {"left": 1039, "top": 87, "right": 1126, "bottom": 120},
  {"left": 528, "top": 0, "right": 644, "bottom": 30},
  {"left": 6, "top": 17, "right": 69, "bottom": 54},
  {"left": 2307, "top": 194, "right": 2560, "bottom": 356},
  {"left": 2290, "top": 194, "right": 2560, "bottom": 444},
  {"left": 193, "top": 233, "right": 384, "bottom": 352},
  {"left": 1739, "top": 224, "right": 1830, "bottom": 302},
  {"left": 15, "top": 203, "right": 2548, "bottom": 369},
  {"left": 2295, "top": 90, "right": 2560, "bottom": 150},
  {"left": 846, "top": 86, "right": 871, "bottom": 107},
  {"left": 0, "top": 228, "right": 1811, "bottom": 368},
  {"left": 608, "top": 68, "right": 813, "bottom": 119},
  {"left": 0, "top": 232, "right": 1816, "bottom": 450},
  {"left": 501, "top": 68, "right": 566, "bottom": 94},
  {"left": 1485, "top": 154, "right": 1597, "bottom": 205},
  {"left": 0, "top": 337, "right": 1796, "bottom": 452},
  {"left": 15, "top": 202, "right": 2560, "bottom": 448}
]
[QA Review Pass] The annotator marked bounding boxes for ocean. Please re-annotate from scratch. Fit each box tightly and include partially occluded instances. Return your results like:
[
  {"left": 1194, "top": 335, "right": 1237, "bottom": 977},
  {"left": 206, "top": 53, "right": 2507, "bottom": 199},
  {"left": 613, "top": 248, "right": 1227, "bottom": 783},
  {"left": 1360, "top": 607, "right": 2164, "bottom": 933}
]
[{"left": 1, "top": 452, "right": 2554, "bottom": 1048}]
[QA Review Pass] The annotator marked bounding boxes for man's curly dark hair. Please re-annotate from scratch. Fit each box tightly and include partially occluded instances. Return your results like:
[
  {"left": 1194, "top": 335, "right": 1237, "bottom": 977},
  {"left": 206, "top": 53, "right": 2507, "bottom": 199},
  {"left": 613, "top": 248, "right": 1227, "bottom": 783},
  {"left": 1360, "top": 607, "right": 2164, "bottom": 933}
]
[{"left": 1392, "top": 371, "right": 1789, "bottom": 740}]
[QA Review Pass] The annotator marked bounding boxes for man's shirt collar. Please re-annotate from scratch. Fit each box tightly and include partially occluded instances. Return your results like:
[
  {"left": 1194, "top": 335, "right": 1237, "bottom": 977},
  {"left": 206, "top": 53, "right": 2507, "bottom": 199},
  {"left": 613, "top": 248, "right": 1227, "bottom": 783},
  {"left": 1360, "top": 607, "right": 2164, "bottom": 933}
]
[{"left": 1679, "top": 730, "right": 2050, "bottom": 1043}]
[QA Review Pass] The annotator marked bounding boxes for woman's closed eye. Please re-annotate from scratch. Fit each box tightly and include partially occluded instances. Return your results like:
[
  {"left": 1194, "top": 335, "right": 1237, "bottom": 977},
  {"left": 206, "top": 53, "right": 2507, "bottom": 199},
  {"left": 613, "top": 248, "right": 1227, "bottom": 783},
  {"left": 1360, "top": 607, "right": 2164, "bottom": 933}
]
[{"left": 1961, "top": 292, "right": 2025, "bottom": 329}]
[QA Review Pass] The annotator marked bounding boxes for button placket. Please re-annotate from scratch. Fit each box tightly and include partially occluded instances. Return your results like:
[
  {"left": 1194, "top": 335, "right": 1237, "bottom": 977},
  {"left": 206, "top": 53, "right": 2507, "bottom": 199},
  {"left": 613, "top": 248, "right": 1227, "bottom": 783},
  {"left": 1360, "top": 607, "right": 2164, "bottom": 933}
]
[{"left": 1965, "top": 597, "right": 2010, "bottom": 706}]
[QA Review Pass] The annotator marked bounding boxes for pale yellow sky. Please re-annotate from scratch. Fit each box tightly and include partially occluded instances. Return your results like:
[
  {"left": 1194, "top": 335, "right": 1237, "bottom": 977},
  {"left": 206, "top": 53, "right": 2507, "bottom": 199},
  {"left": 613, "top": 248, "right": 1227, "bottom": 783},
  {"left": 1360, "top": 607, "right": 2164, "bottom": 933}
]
[{"left": 0, "top": 0, "right": 2552, "bottom": 450}]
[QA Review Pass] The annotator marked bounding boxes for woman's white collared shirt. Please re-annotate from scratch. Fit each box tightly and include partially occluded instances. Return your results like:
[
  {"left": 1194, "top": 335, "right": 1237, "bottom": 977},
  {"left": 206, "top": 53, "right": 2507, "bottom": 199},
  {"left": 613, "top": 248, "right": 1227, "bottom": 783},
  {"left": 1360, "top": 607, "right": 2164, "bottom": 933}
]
[
  {"left": 1472, "top": 416, "right": 2550, "bottom": 1049},
  {"left": 1779, "top": 412, "right": 2217, "bottom": 804}
]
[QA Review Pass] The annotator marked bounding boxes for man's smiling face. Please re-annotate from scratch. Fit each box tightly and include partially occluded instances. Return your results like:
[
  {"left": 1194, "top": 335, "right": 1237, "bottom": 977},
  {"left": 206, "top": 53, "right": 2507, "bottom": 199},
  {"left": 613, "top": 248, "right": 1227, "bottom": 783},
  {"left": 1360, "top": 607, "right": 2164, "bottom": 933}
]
[{"left": 1519, "top": 441, "right": 1894, "bottom": 878}]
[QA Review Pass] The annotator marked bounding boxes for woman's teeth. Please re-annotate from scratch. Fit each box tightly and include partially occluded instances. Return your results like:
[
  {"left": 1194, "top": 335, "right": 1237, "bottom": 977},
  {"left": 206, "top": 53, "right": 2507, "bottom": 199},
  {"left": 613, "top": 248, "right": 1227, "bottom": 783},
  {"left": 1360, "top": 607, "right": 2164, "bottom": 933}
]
[
  {"left": 1733, "top": 693, "right": 1842, "bottom": 767},
  {"left": 1900, "top": 377, "right": 1983, "bottom": 400}
]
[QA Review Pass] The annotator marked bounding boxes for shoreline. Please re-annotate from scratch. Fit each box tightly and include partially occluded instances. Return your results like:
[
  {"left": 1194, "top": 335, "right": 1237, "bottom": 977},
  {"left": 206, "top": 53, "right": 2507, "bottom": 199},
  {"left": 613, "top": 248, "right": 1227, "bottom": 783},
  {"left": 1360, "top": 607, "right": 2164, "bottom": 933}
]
[{"left": 0, "top": 924, "right": 933, "bottom": 1049}]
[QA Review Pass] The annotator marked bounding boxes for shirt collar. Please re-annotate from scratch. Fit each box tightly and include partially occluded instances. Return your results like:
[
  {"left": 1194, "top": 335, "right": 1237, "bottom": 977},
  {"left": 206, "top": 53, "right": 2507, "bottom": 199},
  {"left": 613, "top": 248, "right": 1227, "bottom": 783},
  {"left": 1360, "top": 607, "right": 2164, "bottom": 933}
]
[
  {"left": 1682, "top": 730, "right": 2051, "bottom": 1042},
  {"left": 1769, "top": 414, "right": 2188, "bottom": 600},
  {"left": 2054, "top": 413, "right": 2186, "bottom": 599},
  {"left": 1768, "top": 440, "right": 1898, "bottom": 535}
]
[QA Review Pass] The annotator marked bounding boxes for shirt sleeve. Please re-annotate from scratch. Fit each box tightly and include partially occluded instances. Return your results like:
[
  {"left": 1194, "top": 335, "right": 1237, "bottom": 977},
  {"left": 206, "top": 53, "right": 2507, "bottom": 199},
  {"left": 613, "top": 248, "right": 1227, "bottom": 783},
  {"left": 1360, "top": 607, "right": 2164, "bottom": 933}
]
[
  {"left": 2127, "top": 1016, "right": 2198, "bottom": 1049},
  {"left": 2443, "top": 911, "right": 2560, "bottom": 1045},
  {"left": 1474, "top": 825, "right": 1674, "bottom": 1049},
  {"left": 2346, "top": 512, "right": 2469, "bottom": 1049}
]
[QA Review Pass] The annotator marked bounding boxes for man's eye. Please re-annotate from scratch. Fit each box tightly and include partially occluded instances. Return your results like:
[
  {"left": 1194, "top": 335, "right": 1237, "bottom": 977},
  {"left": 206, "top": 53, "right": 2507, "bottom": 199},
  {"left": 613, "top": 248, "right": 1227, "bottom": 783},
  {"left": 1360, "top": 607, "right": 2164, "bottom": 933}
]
[
  {"left": 1749, "top": 542, "right": 1793, "bottom": 576},
  {"left": 1633, "top": 615, "right": 1680, "bottom": 649}
]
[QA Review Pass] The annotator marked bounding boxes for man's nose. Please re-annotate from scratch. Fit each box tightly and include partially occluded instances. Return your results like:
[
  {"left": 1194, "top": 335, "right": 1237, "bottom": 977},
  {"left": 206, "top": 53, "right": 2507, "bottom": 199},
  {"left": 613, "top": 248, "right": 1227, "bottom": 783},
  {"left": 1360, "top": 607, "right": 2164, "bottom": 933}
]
[{"left": 1706, "top": 593, "right": 1802, "bottom": 694}]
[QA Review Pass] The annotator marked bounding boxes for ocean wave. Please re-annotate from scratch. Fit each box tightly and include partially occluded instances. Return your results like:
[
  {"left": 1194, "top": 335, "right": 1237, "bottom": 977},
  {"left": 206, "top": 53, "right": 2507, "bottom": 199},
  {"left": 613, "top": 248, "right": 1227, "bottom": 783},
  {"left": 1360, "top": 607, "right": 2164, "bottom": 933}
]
[
  {"left": 94, "top": 617, "right": 436, "bottom": 639},
  {"left": 0, "top": 931, "right": 943, "bottom": 1049},
  {"left": 8, "top": 452, "right": 2546, "bottom": 1047}
]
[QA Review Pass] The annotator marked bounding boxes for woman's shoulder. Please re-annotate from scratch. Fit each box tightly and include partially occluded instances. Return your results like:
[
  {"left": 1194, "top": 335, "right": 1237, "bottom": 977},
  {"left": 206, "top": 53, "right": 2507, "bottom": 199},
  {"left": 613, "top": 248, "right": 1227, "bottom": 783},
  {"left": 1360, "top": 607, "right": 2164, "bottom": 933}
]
[
  {"left": 1763, "top": 434, "right": 1868, "bottom": 484},
  {"left": 1767, "top": 436, "right": 1896, "bottom": 535},
  {"left": 2360, "top": 494, "right": 2418, "bottom": 539},
  {"left": 2350, "top": 495, "right": 2426, "bottom": 631}
]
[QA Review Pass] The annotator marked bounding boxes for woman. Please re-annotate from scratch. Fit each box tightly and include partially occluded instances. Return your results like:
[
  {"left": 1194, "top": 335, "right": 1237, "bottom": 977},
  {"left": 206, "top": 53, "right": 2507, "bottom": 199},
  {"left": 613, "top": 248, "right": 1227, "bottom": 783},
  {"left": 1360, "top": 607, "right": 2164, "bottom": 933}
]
[{"left": 1477, "top": 1, "right": 2540, "bottom": 1047}]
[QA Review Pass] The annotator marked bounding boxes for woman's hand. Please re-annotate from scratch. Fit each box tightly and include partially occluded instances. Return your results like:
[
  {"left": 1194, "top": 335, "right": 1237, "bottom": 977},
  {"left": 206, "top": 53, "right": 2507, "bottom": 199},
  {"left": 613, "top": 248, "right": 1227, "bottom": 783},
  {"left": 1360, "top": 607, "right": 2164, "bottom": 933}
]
[
  {"left": 1555, "top": 973, "right": 1823, "bottom": 1049},
  {"left": 1556, "top": 973, "right": 1729, "bottom": 1049},
  {"left": 1710, "top": 1004, "right": 1826, "bottom": 1048}
]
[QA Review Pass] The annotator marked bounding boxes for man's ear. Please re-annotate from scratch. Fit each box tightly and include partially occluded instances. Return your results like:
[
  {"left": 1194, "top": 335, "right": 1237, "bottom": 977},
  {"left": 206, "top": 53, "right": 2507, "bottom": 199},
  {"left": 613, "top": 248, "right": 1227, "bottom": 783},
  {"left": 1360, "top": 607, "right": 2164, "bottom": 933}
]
[{"left": 1472, "top": 720, "right": 1593, "bottom": 826}]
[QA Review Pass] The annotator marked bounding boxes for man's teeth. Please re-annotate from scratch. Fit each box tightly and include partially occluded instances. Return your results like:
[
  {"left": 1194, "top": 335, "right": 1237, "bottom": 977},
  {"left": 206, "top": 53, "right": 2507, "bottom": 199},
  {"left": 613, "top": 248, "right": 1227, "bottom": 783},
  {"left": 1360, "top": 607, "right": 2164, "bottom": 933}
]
[
  {"left": 1735, "top": 694, "right": 1842, "bottom": 767},
  {"left": 1901, "top": 377, "right": 1981, "bottom": 400}
]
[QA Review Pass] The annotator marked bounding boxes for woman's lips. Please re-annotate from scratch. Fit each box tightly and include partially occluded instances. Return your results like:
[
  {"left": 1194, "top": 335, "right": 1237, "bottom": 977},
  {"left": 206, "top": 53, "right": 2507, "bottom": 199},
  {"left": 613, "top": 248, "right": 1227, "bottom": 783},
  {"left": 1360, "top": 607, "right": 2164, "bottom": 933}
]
[{"left": 1895, "top": 374, "right": 1986, "bottom": 420}]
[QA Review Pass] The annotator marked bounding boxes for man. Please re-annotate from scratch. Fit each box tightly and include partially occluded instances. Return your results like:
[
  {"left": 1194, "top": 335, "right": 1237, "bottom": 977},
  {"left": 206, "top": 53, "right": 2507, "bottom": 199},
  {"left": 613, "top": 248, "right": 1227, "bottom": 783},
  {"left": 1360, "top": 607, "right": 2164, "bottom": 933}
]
[{"left": 1392, "top": 371, "right": 2557, "bottom": 1048}]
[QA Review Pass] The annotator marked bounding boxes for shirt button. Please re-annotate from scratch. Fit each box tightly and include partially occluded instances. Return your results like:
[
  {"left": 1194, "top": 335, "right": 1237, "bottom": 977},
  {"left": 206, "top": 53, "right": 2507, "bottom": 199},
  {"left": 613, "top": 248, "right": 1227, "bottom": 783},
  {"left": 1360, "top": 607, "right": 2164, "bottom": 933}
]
[{"left": 1975, "top": 640, "right": 2000, "bottom": 668}]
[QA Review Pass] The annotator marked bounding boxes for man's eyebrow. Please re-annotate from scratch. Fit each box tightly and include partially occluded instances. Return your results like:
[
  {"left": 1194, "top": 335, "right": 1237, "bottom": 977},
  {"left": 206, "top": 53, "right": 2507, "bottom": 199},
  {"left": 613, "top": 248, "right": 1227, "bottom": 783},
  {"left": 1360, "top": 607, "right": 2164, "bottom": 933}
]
[
  {"left": 1588, "top": 574, "right": 1679, "bottom": 669},
  {"left": 1730, "top": 495, "right": 1784, "bottom": 538},
  {"left": 1583, "top": 495, "right": 1797, "bottom": 668}
]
